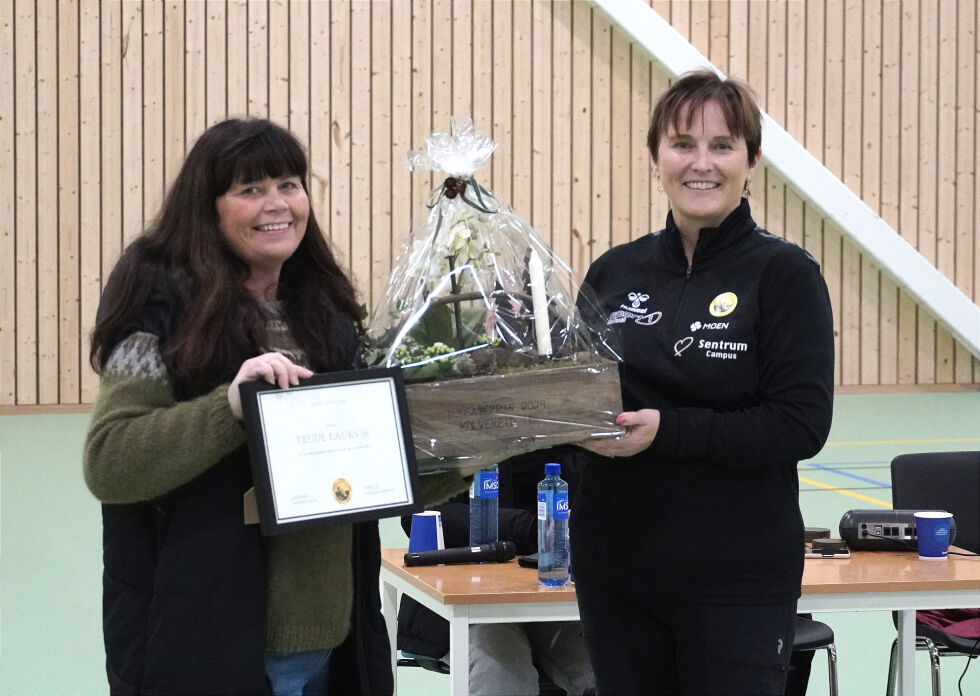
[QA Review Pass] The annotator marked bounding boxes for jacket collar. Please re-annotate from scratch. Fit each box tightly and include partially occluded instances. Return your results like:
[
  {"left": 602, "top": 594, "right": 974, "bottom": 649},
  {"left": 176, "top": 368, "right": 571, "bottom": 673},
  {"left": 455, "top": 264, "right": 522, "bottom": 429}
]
[{"left": 661, "top": 198, "right": 757, "bottom": 267}]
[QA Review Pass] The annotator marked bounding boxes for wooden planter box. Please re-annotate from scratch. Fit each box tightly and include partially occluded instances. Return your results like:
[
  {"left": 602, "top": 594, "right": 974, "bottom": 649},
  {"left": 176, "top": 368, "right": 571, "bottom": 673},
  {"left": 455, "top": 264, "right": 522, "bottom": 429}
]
[{"left": 405, "top": 361, "right": 623, "bottom": 472}]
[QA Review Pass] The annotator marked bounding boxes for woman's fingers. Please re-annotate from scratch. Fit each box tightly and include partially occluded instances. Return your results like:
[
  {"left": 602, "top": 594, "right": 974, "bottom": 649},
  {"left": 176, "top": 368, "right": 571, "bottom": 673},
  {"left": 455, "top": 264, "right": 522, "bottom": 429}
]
[{"left": 227, "top": 353, "right": 313, "bottom": 419}]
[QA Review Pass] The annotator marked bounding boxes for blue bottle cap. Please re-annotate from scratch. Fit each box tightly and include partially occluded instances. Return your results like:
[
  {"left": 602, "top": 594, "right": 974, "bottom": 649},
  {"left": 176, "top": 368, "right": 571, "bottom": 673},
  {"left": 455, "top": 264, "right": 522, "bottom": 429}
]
[{"left": 545, "top": 462, "right": 561, "bottom": 475}]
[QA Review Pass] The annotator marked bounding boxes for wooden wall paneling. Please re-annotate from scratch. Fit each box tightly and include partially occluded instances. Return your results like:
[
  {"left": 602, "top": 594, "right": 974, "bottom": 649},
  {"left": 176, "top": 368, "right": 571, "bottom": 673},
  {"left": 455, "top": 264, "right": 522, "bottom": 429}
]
[
  {"left": 609, "top": 26, "right": 631, "bottom": 251},
  {"left": 452, "top": 0, "right": 472, "bottom": 120},
  {"left": 307, "top": 0, "right": 330, "bottom": 238},
  {"left": 429, "top": 0, "right": 452, "bottom": 155},
  {"left": 764, "top": 2, "right": 785, "bottom": 241},
  {"left": 727, "top": 0, "right": 747, "bottom": 81},
  {"left": 247, "top": 0, "right": 269, "bottom": 117},
  {"left": 120, "top": 1, "right": 143, "bottom": 248},
  {"left": 841, "top": 0, "right": 863, "bottom": 385},
  {"left": 784, "top": 186, "right": 805, "bottom": 261},
  {"left": 409, "top": 0, "right": 433, "bottom": 232},
  {"left": 58, "top": 0, "right": 81, "bottom": 404},
  {"left": 745, "top": 0, "right": 766, "bottom": 225},
  {"left": 350, "top": 0, "right": 371, "bottom": 296},
  {"left": 707, "top": 0, "right": 728, "bottom": 72},
  {"left": 226, "top": 0, "right": 249, "bottom": 118},
  {"left": 287, "top": 0, "right": 310, "bottom": 149},
  {"left": 1, "top": 0, "right": 15, "bottom": 404},
  {"left": 205, "top": 0, "right": 227, "bottom": 124},
  {"left": 821, "top": 0, "right": 843, "bottom": 385},
  {"left": 917, "top": 1, "right": 938, "bottom": 383},
  {"left": 99, "top": 0, "right": 122, "bottom": 294},
  {"left": 649, "top": 69, "right": 671, "bottom": 230},
  {"left": 879, "top": 0, "right": 901, "bottom": 384},
  {"left": 370, "top": 0, "right": 393, "bottom": 312},
  {"left": 803, "top": 0, "right": 824, "bottom": 159},
  {"left": 688, "top": 0, "right": 708, "bottom": 62},
  {"left": 861, "top": 0, "right": 882, "bottom": 385},
  {"left": 470, "top": 0, "right": 492, "bottom": 153},
  {"left": 785, "top": 0, "right": 805, "bottom": 145},
  {"left": 329, "top": 1, "right": 351, "bottom": 268},
  {"left": 956, "top": 0, "right": 977, "bottom": 305},
  {"left": 14, "top": 0, "right": 38, "bottom": 404},
  {"left": 973, "top": 1, "right": 980, "bottom": 382},
  {"left": 669, "top": 0, "right": 690, "bottom": 41},
  {"left": 142, "top": 1, "right": 165, "bottom": 223},
  {"left": 389, "top": 0, "right": 412, "bottom": 293},
  {"left": 490, "top": 0, "right": 513, "bottom": 205},
  {"left": 184, "top": 0, "right": 206, "bottom": 145},
  {"left": 590, "top": 12, "right": 611, "bottom": 263},
  {"left": 512, "top": 0, "right": 533, "bottom": 222},
  {"left": 897, "top": 0, "right": 919, "bottom": 383},
  {"left": 530, "top": 0, "right": 553, "bottom": 245},
  {"left": 629, "top": 44, "right": 651, "bottom": 243},
  {"left": 550, "top": 0, "right": 572, "bottom": 261},
  {"left": 268, "top": 0, "right": 290, "bottom": 128},
  {"left": 569, "top": 0, "right": 591, "bottom": 281},
  {"left": 35, "top": 0, "right": 58, "bottom": 403},
  {"left": 78, "top": 0, "right": 101, "bottom": 403},
  {"left": 935, "top": 0, "right": 957, "bottom": 382},
  {"left": 163, "top": 1, "right": 186, "bottom": 188}
]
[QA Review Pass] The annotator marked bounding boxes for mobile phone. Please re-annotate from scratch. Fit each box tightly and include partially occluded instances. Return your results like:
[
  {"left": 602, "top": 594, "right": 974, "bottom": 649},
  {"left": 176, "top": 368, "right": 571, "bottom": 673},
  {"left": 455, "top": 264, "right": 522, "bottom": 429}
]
[{"left": 517, "top": 553, "right": 538, "bottom": 568}]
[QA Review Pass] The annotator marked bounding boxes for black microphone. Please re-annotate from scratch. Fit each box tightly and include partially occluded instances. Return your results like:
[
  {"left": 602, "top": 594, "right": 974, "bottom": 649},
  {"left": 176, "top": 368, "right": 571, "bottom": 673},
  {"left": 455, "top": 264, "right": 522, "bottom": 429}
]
[{"left": 404, "top": 541, "right": 517, "bottom": 567}]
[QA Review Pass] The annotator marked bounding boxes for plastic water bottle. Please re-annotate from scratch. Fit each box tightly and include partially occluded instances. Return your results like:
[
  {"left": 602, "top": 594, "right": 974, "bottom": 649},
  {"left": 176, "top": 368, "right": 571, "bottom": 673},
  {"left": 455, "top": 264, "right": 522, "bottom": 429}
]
[
  {"left": 469, "top": 464, "right": 499, "bottom": 546},
  {"left": 537, "top": 462, "right": 569, "bottom": 586}
]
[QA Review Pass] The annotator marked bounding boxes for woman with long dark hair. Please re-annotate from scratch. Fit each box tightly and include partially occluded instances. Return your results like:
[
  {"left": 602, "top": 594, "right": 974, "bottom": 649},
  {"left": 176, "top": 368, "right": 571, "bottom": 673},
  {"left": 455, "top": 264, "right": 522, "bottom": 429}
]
[{"left": 85, "top": 119, "right": 461, "bottom": 695}]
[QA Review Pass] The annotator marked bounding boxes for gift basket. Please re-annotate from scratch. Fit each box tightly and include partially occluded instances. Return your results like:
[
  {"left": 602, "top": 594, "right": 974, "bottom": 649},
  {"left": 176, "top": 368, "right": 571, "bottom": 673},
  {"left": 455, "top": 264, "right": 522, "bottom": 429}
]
[{"left": 364, "top": 118, "right": 624, "bottom": 474}]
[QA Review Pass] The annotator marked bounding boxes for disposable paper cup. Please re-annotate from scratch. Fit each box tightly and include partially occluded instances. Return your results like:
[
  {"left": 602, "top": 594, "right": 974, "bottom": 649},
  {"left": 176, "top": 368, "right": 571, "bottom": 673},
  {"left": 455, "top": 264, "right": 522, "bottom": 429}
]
[
  {"left": 914, "top": 511, "right": 953, "bottom": 560},
  {"left": 408, "top": 511, "right": 445, "bottom": 553}
]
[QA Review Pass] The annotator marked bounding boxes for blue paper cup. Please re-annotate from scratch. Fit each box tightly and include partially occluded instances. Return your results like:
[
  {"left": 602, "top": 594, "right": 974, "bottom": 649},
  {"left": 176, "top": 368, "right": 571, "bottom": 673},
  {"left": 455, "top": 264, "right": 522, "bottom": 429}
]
[
  {"left": 408, "top": 511, "right": 444, "bottom": 553},
  {"left": 915, "top": 511, "right": 953, "bottom": 560}
]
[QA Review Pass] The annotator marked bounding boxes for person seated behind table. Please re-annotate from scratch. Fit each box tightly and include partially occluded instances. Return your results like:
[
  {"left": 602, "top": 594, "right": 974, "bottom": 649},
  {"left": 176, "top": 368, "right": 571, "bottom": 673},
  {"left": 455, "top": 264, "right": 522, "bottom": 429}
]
[{"left": 397, "top": 446, "right": 596, "bottom": 696}]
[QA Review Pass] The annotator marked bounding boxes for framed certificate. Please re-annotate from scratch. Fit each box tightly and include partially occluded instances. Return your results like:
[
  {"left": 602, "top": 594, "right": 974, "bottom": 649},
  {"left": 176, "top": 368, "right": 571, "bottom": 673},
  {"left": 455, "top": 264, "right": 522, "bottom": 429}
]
[{"left": 239, "top": 367, "right": 422, "bottom": 535}]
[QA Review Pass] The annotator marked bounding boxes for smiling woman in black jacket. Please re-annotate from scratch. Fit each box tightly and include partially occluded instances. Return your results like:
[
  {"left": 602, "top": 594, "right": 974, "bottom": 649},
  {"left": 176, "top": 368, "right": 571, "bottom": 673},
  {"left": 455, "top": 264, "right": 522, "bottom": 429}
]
[{"left": 572, "top": 71, "right": 835, "bottom": 696}]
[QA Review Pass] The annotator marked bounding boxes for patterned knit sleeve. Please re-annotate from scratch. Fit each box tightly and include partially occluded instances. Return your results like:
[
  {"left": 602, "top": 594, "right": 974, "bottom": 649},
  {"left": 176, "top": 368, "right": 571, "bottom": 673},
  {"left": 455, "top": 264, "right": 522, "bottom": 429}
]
[{"left": 83, "top": 331, "right": 248, "bottom": 503}]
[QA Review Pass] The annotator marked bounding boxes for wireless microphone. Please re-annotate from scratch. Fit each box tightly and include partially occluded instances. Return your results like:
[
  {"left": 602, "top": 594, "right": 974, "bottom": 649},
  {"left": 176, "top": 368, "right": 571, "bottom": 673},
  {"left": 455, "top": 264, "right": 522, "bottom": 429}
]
[{"left": 404, "top": 540, "right": 517, "bottom": 567}]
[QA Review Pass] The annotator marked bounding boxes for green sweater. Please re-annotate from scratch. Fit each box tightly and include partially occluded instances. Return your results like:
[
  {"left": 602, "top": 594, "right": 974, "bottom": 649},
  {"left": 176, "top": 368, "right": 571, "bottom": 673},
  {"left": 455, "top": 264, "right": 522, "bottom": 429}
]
[{"left": 84, "top": 331, "right": 467, "bottom": 652}]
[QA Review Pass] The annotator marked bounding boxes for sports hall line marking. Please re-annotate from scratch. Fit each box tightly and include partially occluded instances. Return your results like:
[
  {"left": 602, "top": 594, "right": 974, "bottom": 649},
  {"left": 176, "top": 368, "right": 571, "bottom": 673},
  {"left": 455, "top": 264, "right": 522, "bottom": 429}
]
[
  {"left": 798, "top": 476, "right": 891, "bottom": 508},
  {"left": 805, "top": 461, "right": 890, "bottom": 488},
  {"left": 824, "top": 437, "right": 980, "bottom": 446}
]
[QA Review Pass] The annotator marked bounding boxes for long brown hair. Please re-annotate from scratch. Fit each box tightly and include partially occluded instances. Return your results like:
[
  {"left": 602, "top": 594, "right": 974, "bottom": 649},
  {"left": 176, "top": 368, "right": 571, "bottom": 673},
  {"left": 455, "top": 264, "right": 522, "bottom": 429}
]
[{"left": 90, "top": 119, "right": 361, "bottom": 396}]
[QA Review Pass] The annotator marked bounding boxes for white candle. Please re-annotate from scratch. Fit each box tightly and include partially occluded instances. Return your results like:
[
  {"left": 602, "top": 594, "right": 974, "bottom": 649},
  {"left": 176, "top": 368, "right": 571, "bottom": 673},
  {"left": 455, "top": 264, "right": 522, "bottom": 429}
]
[{"left": 528, "top": 248, "right": 553, "bottom": 357}]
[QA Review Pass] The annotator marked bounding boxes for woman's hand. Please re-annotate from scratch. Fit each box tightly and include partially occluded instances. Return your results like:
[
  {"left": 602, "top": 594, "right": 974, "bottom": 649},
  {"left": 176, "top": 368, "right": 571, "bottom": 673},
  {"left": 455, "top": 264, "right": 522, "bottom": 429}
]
[
  {"left": 577, "top": 409, "right": 661, "bottom": 458},
  {"left": 227, "top": 352, "right": 313, "bottom": 419}
]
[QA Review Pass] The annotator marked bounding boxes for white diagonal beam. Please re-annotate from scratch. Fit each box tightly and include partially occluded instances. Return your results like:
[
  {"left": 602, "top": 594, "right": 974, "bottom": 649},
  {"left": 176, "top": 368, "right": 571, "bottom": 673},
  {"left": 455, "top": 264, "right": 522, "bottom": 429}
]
[{"left": 592, "top": 0, "right": 980, "bottom": 361}]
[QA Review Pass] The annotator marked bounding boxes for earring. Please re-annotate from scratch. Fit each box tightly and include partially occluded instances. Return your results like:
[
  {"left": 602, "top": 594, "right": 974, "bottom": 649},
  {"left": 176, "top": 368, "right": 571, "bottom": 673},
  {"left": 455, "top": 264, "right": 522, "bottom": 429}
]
[
  {"left": 657, "top": 179, "right": 664, "bottom": 194},
  {"left": 743, "top": 179, "right": 751, "bottom": 197}
]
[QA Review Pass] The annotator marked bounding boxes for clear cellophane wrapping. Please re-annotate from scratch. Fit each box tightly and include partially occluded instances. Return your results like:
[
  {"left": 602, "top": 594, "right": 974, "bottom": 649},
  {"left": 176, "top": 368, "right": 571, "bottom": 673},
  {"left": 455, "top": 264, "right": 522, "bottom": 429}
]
[{"left": 363, "top": 118, "right": 624, "bottom": 475}]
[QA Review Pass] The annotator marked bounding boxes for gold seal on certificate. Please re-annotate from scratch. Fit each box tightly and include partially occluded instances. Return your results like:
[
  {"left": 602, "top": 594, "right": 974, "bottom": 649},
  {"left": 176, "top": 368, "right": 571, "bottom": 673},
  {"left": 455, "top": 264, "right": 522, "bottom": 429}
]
[
  {"left": 333, "top": 478, "right": 352, "bottom": 504},
  {"left": 239, "top": 367, "right": 422, "bottom": 535}
]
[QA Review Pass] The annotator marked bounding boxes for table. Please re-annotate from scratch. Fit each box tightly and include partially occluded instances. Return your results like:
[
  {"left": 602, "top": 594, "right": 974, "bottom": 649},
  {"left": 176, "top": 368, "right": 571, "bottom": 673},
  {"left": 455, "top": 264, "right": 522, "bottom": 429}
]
[{"left": 380, "top": 548, "right": 980, "bottom": 695}]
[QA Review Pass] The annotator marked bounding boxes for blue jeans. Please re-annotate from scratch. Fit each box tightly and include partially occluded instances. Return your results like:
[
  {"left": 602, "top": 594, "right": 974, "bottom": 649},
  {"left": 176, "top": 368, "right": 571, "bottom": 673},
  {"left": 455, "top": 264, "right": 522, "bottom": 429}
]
[{"left": 264, "top": 649, "right": 331, "bottom": 696}]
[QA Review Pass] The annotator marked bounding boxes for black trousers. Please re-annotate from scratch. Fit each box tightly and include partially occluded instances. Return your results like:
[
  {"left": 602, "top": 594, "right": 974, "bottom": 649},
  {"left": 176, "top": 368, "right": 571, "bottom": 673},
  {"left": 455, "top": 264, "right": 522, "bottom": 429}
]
[{"left": 576, "top": 578, "right": 796, "bottom": 696}]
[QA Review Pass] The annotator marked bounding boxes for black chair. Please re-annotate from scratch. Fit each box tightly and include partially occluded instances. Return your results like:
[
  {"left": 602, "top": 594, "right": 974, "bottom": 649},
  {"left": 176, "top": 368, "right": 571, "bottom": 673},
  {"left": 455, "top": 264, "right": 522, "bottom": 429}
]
[
  {"left": 396, "top": 651, "right": 570, "bottom": 695},
  {"left": 886, "top": 451, "right": 980, "bottom": 696},
  {"left": 792, "top": 616, "right": 839, "bottom": 696}
]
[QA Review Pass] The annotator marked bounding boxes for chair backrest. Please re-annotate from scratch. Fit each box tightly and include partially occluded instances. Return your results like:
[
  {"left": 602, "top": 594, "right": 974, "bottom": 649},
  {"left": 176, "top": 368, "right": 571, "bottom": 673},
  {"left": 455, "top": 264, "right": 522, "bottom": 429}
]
[{"left": 890, "top": 451, "right": 980, "bottom": 554}]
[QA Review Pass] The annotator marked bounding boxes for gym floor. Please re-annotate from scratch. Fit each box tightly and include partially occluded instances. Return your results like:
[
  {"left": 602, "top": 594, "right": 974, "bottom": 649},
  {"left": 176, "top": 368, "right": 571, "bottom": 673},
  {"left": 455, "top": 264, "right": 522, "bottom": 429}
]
[{"left": 1, "top": 391, "right": 977, "bottom": 695}]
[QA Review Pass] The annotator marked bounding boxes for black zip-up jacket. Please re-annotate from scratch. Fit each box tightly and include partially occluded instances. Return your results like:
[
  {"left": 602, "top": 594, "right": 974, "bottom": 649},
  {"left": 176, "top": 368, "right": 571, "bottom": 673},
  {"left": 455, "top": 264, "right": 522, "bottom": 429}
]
[{"left": 571, "top": 200, "right": 834, "bottom": 603}]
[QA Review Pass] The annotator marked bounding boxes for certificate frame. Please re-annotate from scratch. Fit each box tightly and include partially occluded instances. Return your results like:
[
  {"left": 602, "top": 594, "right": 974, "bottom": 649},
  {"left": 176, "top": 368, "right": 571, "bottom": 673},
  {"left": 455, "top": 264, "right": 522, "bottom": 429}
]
[{"left": 240, "top": 367, "right": 422, "bottom": 536}]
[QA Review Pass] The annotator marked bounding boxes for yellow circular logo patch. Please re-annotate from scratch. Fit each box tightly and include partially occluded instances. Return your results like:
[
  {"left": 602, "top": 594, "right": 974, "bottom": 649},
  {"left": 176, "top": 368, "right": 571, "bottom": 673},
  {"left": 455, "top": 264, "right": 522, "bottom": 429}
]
[
  {"left": 333, "top": 478, "right": 352, "bottom": 504},
  {"left": 709, "top": 292, "right": 738, "bottom": 317}
]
